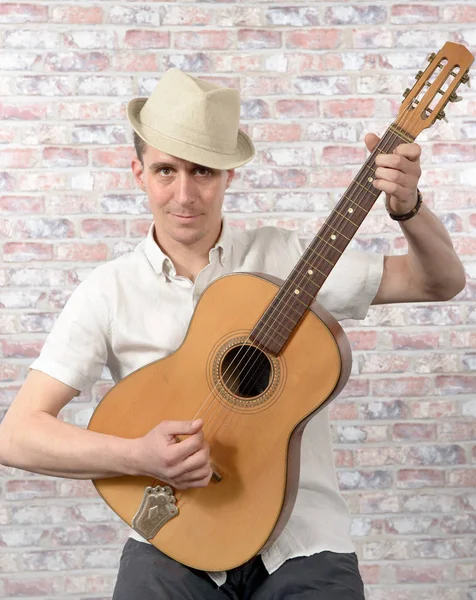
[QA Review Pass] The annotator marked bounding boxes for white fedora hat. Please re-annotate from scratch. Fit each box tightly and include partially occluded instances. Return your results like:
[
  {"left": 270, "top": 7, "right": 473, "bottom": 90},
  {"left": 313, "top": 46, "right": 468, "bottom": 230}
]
[{"left": 127, "top": 68, "right": 256, "bottom": 170}]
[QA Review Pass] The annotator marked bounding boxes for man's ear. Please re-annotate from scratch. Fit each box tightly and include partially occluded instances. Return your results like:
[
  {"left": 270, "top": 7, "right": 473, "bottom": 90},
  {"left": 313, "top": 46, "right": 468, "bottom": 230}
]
[
  {"left": 131, "top": 156, "right": 146, "bottom": 191},
  {"left": 225, "top": 169, "right": 235, "bottom": 189}
]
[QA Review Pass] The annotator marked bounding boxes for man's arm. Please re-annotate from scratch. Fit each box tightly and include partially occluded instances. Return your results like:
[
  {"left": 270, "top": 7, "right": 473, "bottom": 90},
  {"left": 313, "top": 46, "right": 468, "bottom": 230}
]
[
  {"left": 364, "top": 133, "right": 466, "bottom": 305},
  {"left": 0, "top": 370, "right": 213, "bottom": 489},
  {"left": 0, "top": 370, "right": 137, "bottom": 479}
]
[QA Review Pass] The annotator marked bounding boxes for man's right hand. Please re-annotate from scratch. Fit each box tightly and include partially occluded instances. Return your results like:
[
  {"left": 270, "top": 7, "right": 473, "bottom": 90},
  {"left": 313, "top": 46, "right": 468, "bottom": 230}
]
[{"left": 132, "top": 419, "right": 213, "bottom": 490}]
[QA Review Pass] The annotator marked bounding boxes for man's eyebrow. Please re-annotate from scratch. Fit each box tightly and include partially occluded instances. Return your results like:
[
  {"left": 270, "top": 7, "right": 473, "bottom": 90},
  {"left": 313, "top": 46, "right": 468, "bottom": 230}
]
[{"left": 148, "top": 161, "right": 209, "bottom": 171}]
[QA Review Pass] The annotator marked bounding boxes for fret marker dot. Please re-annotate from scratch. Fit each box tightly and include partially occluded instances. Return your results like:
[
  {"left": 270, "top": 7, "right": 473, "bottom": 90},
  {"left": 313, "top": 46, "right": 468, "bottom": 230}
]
[
  {"left": 348, "top": 208, "right": 354, "bottom": 213},
  {"left": 308, "top": 269, "right": 313, "bottom": 275},
  {"left": 294, "top": 289, "right": 300, "bottom": 295},
  {"left": 368, "top": 177, "right": 373, "bottom": 182},
  {"left": 331, "top": 234, "right": 337, "bottom": 240}
]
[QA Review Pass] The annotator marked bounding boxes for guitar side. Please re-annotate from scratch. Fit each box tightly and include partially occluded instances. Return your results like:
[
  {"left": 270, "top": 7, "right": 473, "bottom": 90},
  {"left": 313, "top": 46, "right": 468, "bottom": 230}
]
[{"left": 88, "top": 272, "right": 351, "bottom": 571}]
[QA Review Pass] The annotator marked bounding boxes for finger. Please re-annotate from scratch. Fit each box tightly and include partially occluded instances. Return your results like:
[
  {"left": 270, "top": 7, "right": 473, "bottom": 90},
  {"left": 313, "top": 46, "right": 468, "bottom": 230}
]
[
  {"left": 170, "top": 444, "right": 210, "bottom": 478},
  {"left": 372, "top": 179, "right": 404, "bottom": 197},
  {"left": 375, "top": 166, "right": 416, "bottom": 187},
  {"left": 374, "top": 153, "right": 420, "bottom": 177},
  {"left": 174, "top": 467, "right": 213, "bottom": 489},
  {"left": 160, "top": 419, "right": 203, "bottom": 438},
  {"left": 393, "top": 142, "right": 421, "bottom": 161},
  {"left": 169, "top": 430, "right": 205, "bottom": 462},
  {"left": 364, "top": 132, "right": 380, "bottom": 153}
]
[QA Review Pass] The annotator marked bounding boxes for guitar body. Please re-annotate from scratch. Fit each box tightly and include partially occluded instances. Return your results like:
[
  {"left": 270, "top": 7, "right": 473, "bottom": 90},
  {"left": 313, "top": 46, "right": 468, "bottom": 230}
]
[{"left": 88, "top": 272, "right": 351, "bottom": 572}]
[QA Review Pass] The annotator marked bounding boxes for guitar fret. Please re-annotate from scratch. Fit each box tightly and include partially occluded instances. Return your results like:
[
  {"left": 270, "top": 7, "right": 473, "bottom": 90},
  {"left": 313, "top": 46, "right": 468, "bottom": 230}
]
[
  {"left": 389, "top": 125, "right": 414, "bottom": 143},
  {"left": 354, "top": 179, "right": 378, "bottom": 197},
  {"left": 316, "top": 234, "right": 342, "bottom": 253},
  {"left": 306, "top": 245, "right": 335, "bottom": 266},
  {"left": 324, "top": 223, "right": 351, "bottom": 242},
  {"left": 343, "top": 195, "right": 369, "bottom": 213},
  {"left": 300, "top": 256, "right": 328, "bottom": 278},
  {"left": 334, "top": 210, "right": 358, "bottom": 228}
]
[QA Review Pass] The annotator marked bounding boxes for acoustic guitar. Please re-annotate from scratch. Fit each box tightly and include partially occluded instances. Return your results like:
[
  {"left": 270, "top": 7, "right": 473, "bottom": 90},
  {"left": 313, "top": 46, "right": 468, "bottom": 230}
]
[{"left": 88, "top": 42, "right": 473, "bottom": 571}]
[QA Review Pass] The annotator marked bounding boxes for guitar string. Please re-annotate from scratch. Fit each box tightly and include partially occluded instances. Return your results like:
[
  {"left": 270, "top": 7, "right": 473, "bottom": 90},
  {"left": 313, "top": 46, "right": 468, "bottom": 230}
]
[
  {"left": 189, "top": 108, "right": 418, "bottom": 445},
  {"left": 195, "top": 106, "right": 419, "bottom": 450},
  {"left": 155, "top": 86, "right": 424, "bottom": 493}
]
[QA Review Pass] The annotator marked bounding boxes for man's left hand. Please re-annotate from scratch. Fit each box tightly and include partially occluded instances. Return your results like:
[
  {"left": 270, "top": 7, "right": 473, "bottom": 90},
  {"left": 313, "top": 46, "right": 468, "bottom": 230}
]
[{"left": 365, "top": 132, "right": 422, "bottom": 217}]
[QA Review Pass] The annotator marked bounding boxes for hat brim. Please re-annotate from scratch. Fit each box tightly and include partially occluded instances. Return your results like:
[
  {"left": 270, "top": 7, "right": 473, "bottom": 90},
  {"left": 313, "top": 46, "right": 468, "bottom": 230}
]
[{"left": 127, "top": 97, "right": 256, "bottom": 170}]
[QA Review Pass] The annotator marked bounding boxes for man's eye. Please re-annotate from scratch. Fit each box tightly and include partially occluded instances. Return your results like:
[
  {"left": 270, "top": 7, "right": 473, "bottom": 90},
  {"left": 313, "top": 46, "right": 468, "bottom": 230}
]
[
  {"left": 196, "top": 168, "right": 211, "bottom": 176},
  {"left": 158, "top": 168, "right": 171, "bottom": 175}
]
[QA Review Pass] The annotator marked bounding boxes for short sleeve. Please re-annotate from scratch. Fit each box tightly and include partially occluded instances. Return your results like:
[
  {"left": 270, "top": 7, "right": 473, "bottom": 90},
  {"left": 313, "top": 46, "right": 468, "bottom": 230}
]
[
  {"left": 29, "top": 278, "right": 110, "bottom": 393},
  {"left": 288, "top": 230, "right": 384, "bottom": 321}
]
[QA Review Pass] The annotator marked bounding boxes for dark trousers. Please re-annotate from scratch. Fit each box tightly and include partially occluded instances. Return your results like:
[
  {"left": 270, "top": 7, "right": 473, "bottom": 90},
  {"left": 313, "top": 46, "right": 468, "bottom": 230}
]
[{"left": 112, "top": 538, "right": 365, "bottom": 600}]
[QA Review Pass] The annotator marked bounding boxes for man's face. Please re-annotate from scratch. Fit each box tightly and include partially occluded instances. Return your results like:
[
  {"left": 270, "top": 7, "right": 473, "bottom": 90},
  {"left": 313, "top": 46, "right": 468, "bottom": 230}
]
[{"left": 131, "top": 145, "right": 235, "bottom": 248}]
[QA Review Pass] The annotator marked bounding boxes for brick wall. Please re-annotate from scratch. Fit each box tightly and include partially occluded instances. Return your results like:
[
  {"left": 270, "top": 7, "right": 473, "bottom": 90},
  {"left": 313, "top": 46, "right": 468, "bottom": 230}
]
[{"left": 1, "top": 2, "right": 475, "bottom": 598}]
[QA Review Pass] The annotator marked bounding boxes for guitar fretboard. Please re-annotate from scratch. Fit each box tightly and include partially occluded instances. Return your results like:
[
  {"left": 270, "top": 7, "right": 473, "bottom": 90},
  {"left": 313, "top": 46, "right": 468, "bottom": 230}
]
[{"left": 250, "top": 123, "right": 415, "bottom": 355}]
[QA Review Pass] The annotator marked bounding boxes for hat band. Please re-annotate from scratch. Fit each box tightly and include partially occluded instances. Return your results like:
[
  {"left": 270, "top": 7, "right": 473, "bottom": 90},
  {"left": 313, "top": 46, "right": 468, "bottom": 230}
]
[{"left": 140, "top": 119, "right": 238, "bottom": 156}]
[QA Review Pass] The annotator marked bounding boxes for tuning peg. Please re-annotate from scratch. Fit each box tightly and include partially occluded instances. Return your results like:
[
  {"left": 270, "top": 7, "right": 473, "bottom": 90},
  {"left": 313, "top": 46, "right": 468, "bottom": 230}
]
[
  {"left": 415, "top": 70, "right": 424, "bottom": 80},
  {"left": 449, "top": 91, "right": 463, "bottom": 102},
  {"left": 403, "top": 87, "right": 411, "bottom": 98},
  {"left": 461, "top": 72, "right": 470, "bottom": 84},
  {"left": 436, "top": 110, "right": 448, "bottom": 123},
  {"left": 427, "top": 52, "right": 436, "bottom": 62}
]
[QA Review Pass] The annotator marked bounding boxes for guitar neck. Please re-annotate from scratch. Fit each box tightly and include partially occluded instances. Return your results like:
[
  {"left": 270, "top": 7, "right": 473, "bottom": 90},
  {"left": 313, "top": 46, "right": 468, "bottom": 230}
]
[{"left": 250, "top": 123, "right": 415, "bottom": 355}]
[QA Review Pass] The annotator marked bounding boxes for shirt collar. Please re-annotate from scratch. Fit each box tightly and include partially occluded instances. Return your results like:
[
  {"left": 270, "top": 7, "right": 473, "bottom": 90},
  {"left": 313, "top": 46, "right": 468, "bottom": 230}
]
[{"left": 142, "top": 216, "right": 232, "bottom": 278}]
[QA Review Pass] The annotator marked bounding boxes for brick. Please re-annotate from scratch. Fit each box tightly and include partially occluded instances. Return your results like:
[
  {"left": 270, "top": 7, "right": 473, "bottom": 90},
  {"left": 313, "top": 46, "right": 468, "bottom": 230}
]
[
  {"left": 338, "top": 470, "right": 393, "bottom": 490},
  {"left": 91, "top": 146, "right": 135, "bottom": 168},
  {"left": 372, "top": 377, "right": 432, "bottom": 397},
  {"left": 443, "top": 6, "right": 476, "bottom": 22},
  {"left": 64, "top": 30, "right": 117, "bottom": 49},
  {"left": 4, "top": 29, "right": 59, "bottom": 48},
  {"left": 353, "top": 28, "right": 393, "bottom": 49},
  {"left": 124, "top": 30, "right": 169, "bottom": 49},
  {"left": 251, "top": 123, "right": 301, "bottom": 142},
  {"left": 392, "top": 423, "right": 436, "bottom": 441},
  {"left": 51, "top": 6, "right": 103, "bottom": 24},
  {"left": 286, "top": 29, "right": 341, "bottom": 50},
  {"left": 323, "top": 99, "right": 375, "bottom": 119},
  {"left": 265, "top": 7, "right": 321, "bottom": 26},
  {"left": 43, "top": 147, "right": 88, "bottom": 168},
  {"left": 322, "top": 146, "right": 367, "bottom": 166},
  {"left": 16, "top": 75, "right": 73, "bottom": 96},
  {"left": 435, "top": 375, "right": 476, "bottom": 395},
  {"left": 45, "top": 51, "right": 109, "bottom": 72},
  {"left": 243, "top": 168, "right": 307, "bottom": 189},
  {"left": 215, "top": 7, "right": 262, "bottom": 28},
  {"left": 0, "top": 3, "right": 48, "bottom": 23},
  {"left": 108, "top": 5, "right": 161, "bottom": 26},
  {"left": 56, "top": 243, "right": 108, "bottom": 262},
  {"left": 294, "top": 76, "right": 351, "bottom": 96},
  {"left": 174, "top": 31, "right": 234, "bottom": 50},
  {"left": 325, "top": 6, "right": 387, "bottom": 25},
  {"left": 391, "top": 5, "right": 439, "bottom": 24},
  {"left": 4, "top": 242, "right": 53, "bottom": 261},
  {"left": 0, "top": 148, "right": 39, "bottom": 169},
  {"left": 360, "top": 400, "right": 410, "bottom": 421},
  {"left": 262, "top": 147, "right": 315, "bottom": 167},
  {"left": 81, "top": 219, "right": 126, "bottom": 238},
  {"left": 241, "top": 76, "right": 289, "bottom": 96},
  {"left": 307, "top": 121, "right": 360, "bottom": 143},
  {"left": 238, "top": 29, "right": 282, "bottom": 50},
  {"left": 77, "top": 75, "right": 133, "bottom": 96},
  {"left": 397, "top": 469, "right": 445, "bottom": 488},
  {"left": 163, "top": 52, "right": 212, "bottom": 73}
]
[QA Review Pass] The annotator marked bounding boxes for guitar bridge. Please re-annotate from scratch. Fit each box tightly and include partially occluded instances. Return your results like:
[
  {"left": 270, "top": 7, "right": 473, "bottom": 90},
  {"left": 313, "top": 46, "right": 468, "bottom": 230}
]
[{"left": 132, "top": 485, "right": 179, "bottom": 540}]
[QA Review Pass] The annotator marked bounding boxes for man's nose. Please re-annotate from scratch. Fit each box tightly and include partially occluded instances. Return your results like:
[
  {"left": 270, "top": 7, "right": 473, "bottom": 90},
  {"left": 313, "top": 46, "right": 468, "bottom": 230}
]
[{"left": 176, "top": 173, "right": 195, "bottom": 205}]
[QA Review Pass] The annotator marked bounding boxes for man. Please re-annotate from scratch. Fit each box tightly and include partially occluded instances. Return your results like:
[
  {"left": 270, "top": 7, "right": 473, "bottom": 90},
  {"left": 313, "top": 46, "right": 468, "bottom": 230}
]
[{"left": 0, "top": 69, "right": 465, "bottom": 599}]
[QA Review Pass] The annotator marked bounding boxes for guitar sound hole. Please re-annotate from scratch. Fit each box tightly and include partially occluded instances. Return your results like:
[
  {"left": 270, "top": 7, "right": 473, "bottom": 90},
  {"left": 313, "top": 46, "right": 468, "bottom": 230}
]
[{"left": 220, "top": 345, "right": 272, "bottom": 399}]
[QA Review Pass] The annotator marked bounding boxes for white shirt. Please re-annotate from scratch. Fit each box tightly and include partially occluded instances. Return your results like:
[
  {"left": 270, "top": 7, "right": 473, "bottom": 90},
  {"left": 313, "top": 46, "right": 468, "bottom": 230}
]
[{"left": 29, "top": 217, "right": 383, "bottom": 585}]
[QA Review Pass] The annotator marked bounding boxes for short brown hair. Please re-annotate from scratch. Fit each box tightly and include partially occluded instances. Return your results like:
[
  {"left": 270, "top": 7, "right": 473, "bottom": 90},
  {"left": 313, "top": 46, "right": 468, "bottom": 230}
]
[{"left": 133, "top": 130, "right": 148, "bottom": 165}]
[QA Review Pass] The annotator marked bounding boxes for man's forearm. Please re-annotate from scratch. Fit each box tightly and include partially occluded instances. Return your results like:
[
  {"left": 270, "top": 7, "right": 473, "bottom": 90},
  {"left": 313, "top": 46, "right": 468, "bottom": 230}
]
[
  {"left": 0, "top": 411, "right": 140, "bottom": 480},
  {"left": 400, "top": 203, "right": 466, "bottom": 300}
]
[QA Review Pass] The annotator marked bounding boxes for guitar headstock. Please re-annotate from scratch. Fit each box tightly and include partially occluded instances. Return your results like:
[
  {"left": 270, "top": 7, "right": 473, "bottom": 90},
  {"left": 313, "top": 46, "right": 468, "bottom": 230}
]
[{"left": 397, "top": 42, "right": 474, "bottom": 138}]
